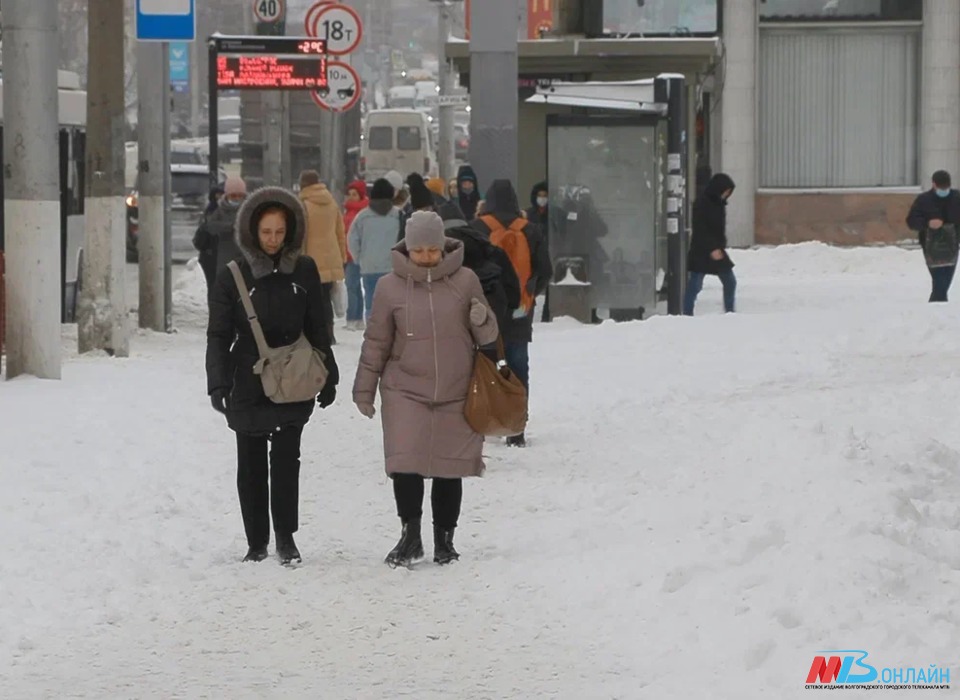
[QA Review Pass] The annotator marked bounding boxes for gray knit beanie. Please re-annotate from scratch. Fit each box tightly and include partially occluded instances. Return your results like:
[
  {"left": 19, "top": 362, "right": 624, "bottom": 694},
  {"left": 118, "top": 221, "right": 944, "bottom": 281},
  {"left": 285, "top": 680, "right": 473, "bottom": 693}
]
[{"left": 404, "top": 211, "right": 446, "bottom": 250}]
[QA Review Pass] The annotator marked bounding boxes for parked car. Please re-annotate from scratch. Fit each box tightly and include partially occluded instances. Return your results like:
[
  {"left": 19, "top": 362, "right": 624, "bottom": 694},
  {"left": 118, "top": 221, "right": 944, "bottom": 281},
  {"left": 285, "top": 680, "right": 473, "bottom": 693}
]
[{"left": 126, "top": 164, "right": 224, "bottom": 263}]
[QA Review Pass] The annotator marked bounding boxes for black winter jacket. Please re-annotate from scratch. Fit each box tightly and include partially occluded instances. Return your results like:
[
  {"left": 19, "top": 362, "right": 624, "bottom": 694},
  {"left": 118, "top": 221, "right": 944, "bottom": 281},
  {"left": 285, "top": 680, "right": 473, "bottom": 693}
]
[
  {"left": 906, "top": 188, "right": 960, "bottom": 250},
  {"left": 194, "top": 201, "right": 243, "bottom": 271},
  {"left": 206, "top": 187, "right": 339, "bottom": 436},
  {"left": 471, "top": 180, "right": 553, "bottom": 343},
  {"left": 688, "top": 173, "right": 736, "bottom": 275},
  {"left": 437, "top": 201, "right": 521, "bottom": 333}
]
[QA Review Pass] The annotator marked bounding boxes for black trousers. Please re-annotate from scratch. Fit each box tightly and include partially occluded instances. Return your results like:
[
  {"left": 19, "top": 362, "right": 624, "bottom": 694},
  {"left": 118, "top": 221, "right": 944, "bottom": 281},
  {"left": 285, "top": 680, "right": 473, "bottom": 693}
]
[
  {"left": 236, "top": 426, "right": 303, "bottom": 547},
  {"left": 392, "top": 474, "right": 462, "bottom": 530}
]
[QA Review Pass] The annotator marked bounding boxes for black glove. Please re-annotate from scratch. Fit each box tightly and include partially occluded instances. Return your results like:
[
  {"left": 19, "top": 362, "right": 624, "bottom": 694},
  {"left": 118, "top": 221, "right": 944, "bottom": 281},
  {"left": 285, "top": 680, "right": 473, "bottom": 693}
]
[
  {"left": 210, "top": 388, "right": 228, "bottom": 414},
  {"left": 317, "top": 383, "right": 337, "bottom": 409}
]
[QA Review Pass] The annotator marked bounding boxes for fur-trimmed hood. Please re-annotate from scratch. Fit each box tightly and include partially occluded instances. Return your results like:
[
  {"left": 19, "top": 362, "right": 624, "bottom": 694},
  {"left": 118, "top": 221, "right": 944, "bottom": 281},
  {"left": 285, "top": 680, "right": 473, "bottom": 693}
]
[{"left": 235, "top": 186, "right": 307, "bottom": 279}]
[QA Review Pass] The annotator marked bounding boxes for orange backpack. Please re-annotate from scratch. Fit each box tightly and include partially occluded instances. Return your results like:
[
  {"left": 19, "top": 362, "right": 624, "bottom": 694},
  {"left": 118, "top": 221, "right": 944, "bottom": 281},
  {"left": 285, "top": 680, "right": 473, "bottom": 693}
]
[{"left": 481, "top": 215, "right": 534, "bottom": 314}]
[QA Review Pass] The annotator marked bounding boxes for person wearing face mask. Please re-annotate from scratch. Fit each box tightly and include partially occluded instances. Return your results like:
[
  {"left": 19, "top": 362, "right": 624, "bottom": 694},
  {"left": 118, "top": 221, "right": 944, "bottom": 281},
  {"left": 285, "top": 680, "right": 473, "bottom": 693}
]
[
  {"left": 684, "top": 172, "right": 737, "bottom": 316},
  {"left": 193, "top": 178, "right": 247, "bottom": 290},
  {"left": 353, "top": 211, "right": 498, "bottom": 568},
  {"left": 206, "top": 187, "right": 339, "bottom": 565},
  {"left": 526, "top": 181, "right": 553, "bottom": 321},
  {"left": 907, "top": 170, "right": 960, "bottom": 302},
  {"left": 457, "top": 165, "right": 481, "bottom": 220}
]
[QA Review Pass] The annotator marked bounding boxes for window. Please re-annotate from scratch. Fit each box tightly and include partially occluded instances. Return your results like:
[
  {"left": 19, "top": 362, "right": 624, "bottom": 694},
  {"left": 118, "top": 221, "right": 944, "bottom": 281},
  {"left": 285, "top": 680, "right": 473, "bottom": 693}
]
[
  {"left": 760, "top": 0, "right": 920, "bottom": 21},
  {"left": 368, "top": 126, "right": 393, "bottom": 151},
  {"left": 758, "top": 28, "right": 918, "bottom": 187},
  {"left": 397, "top": 126, "right": 421, "bottom": 151},
  {"left": 586, "top": 0, "right": 719, "bottom": 37}
]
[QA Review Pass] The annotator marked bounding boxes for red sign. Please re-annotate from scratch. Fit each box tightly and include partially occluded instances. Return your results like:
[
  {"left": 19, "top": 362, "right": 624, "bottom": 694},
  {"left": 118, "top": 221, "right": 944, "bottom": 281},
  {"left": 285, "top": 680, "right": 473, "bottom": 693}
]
[
  {"left": 216, "top": 54, "right": 329, "bottom": 90},
  {"left": 465, "top": 0, "right": 552, "bottom": 40}
]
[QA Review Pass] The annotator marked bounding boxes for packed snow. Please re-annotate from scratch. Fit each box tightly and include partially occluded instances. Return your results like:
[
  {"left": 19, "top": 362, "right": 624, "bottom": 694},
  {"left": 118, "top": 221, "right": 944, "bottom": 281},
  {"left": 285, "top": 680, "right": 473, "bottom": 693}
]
[{"left": 1, "top": 242, "right": 959, "bottom": 698}]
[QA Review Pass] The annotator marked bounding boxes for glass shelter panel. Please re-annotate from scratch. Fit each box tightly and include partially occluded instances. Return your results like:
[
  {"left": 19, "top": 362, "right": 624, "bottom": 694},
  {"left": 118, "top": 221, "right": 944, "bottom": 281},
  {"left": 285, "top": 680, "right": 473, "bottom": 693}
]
[{"left": 547, "top": 119, "right": 663, "bottom": 318}]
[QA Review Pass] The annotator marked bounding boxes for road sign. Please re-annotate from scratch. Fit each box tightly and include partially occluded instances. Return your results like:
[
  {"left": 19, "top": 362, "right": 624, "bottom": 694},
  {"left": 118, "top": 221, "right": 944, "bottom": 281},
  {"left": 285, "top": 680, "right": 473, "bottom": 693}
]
[
  {"left": 169, "top": 42, "right": 190, "bottom": 93},
  {"left": 309, "top": 4, "right": 363, "bottom": 56},
  {"left": 253, "top": 0, "right": 285, "bottom": 23},
  {"left": 311, "top": 61, "right": 361, "bottom": 112},
  {"left": 437, "top": 94, "right": 470, "bottom": 107},
  {"left": 136, "top": 0, "right": 196, "bottom": 42},
  {"left": 304, "top": 0, "right": 335, "bottom": 37}
]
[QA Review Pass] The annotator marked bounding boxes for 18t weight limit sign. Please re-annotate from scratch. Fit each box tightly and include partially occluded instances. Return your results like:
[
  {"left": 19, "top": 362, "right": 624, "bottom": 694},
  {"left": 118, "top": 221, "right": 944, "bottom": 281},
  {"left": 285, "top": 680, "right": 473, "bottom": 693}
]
[{"left": 308, "top": 3, "right": 362, "bottom": 56}]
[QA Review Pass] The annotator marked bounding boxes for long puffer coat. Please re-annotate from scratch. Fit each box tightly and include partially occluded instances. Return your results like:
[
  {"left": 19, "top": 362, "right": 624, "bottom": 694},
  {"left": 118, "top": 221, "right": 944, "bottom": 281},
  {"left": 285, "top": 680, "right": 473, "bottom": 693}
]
[
  {"left": 688, "top": 173, "right": 736, "bottom": 275},
  {"left": 353, "top": 239, "right": 499, "bottom": 478},
  {"left": 206, "top": 186, "right": 340, "bottom": 436}
]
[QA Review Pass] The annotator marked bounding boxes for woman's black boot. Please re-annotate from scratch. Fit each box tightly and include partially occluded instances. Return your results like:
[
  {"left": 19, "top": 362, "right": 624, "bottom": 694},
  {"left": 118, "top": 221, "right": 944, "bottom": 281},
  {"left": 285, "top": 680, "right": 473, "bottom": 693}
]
[
  {"left": 433, "top": 526, "right": 460, "bottom": 565},
  {"left": 385, "top": 519, "right": 424, "bottom": 567}
]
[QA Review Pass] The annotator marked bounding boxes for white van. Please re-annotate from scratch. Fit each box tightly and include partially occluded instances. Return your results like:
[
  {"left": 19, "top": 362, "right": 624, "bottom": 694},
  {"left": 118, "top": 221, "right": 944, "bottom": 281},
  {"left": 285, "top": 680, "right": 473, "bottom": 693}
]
[{"left": 361, "top": 109, "right": 437, "bottom": 180}]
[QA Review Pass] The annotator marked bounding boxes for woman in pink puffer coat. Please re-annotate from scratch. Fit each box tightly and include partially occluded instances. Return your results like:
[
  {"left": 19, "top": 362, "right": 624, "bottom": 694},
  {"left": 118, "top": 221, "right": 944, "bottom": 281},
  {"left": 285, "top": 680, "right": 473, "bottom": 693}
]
[{"left": 353, "top": 211, "right": 499, "bottom": 568}]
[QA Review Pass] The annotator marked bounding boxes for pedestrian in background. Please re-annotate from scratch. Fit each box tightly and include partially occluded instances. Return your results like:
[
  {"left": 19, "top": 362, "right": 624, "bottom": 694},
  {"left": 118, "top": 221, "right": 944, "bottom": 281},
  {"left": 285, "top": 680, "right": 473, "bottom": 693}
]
[
  {"left": 348, "top": 178, "right": 402, "bottom": 321},
  {"left": 684, "top": 173, "right": 737, "bottom": 316},
  {"left": 907, "top": 169, "right": 960, "bottom": 302},
  {"left": 299, "top": 169, "right": 347, "bottom": 344},
  {"left": 343, "top": 180, "right": 368, "bottom": 330}
]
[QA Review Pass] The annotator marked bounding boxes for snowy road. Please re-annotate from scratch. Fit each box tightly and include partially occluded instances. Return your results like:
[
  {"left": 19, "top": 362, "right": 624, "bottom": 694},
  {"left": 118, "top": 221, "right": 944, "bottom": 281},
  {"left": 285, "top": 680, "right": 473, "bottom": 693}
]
[{"left": 2, "top": 244, "right": 959, "bottom": 698}]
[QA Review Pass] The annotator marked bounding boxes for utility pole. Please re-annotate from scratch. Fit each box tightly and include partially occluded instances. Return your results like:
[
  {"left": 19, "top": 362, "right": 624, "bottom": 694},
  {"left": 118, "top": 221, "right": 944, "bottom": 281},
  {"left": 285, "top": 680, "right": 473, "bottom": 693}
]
[
  {"left": 2, "top": 0, "right": 62, "bottom": 379},
  {"left": 319, "top": 110, "right": 338, "bottom": 190},
  {"left": 78, "top": 0, "right": 130, "bottom": 356},
  {"left": 436, "top": 0, "right": 457, "bottom": 183},
  {"left": 263, "top": 92, "right": 285, "bottom": 186},
  {"left": 136, "top": 41, "right": 170, "bottom": 332},
  {"left": 191, "top": 35, "right": 203, "bottom": 136},
  {"left": 468, "top": 0, "right": 519, "bottom": 188}
]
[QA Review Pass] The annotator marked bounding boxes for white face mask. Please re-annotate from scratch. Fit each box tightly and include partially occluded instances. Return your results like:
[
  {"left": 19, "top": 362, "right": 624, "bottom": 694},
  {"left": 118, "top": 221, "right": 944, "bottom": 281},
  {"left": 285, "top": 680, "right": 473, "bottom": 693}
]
[{"left": 536, "top": 196, "right": 548, "bottom": 208}]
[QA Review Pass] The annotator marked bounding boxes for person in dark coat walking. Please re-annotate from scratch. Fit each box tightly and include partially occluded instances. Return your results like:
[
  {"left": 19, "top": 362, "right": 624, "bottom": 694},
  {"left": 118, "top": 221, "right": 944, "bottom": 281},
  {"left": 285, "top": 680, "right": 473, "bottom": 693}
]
[
  {"left": 684, "top": 172, "right": 737, "bottom": 316},
  {"left": 525, "top": 181, "right": 553, "bottom": 320},
  {"left": 194, "top": 178, "right": 247, "bottom": 290},
  {"left": 906, "top": 170, "right": 960, "bottom": 302},
  {"left": 457, "top": 165, "right": 481, "bottom": 221},
  {"left": 206, "top": 186, "right": 339, "bottom": 565},
  {"left": 438, "top": 200, "right": 521, "bottom": 333},
  {"left": 472, "top": 180, "right": 553, "bottom": 447}
]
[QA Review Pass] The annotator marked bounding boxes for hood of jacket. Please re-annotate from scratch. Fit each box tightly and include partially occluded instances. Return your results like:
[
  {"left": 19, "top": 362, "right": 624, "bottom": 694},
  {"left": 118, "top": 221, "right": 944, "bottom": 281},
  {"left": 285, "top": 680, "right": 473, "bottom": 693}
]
[
  {"left": 529, "top": 180, "right": 548, "bottom": 209},
  {"left": 369, "top": 198, "right": 395, "bottom": 216},
  {"left": 703, "top": 173, "right": 736, "bottom": 202},
  {"left": 483, "top": 179, "right": 522, "bottom": 224},
  {"left": 391, "top": 238, "right": 465, "bottom": 283},
  {"left": 437, "top": 200, "right": 467, "bottom": 228},
  {"left": 299, "top": 183, "right": 337, "bottom": 208},
  {"left": 235, "top": 186, "right": 307, "bottom": 279},
  {"left": 457, "top": 165, "right": 478, "bottom": 186},
  {"left": 347, "top": 180, "right": 368, "bottom": 199}
]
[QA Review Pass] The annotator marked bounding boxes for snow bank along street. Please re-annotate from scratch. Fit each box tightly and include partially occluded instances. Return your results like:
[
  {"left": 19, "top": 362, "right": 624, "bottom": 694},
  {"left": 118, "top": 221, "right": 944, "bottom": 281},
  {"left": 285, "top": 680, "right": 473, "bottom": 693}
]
[{"left": 1, "top": 244, "right": 959, "bottom": 698}]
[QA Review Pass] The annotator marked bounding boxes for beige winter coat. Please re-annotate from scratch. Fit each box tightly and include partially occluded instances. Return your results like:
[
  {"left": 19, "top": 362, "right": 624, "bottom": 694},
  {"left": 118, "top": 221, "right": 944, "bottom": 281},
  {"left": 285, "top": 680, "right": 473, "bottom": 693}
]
[
  {"left": 299, "top": 183, "right": 346, "bottom": 283},
  {"left": 353, "top": 239, "right": 499, "bottom": 478}
]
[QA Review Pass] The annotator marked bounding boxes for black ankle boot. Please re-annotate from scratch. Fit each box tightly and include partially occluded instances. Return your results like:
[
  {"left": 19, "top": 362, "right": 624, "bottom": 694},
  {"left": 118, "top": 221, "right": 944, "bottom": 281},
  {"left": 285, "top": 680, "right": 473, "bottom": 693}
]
[
  {"left": 276, "top": 532, "right": 301, "bottom": 564},
  {"left": 506, "top": 432, "right": 526, "bottom": 448},
  {"left": 433, "top": 526, "right": 460, "bottom": 565},
  {"left": 385, "top": 519, "right": 424, "bottom": 567},
  {"left": 243, "top": 544, "right": 269, "bottom": 562}
]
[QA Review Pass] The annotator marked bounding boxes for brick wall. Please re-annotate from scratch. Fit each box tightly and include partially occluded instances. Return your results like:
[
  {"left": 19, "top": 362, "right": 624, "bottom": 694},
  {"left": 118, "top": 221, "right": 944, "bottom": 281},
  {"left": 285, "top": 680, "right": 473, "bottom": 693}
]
[{"left": 755, "top": 192, "right": 919, "bottom": 246}]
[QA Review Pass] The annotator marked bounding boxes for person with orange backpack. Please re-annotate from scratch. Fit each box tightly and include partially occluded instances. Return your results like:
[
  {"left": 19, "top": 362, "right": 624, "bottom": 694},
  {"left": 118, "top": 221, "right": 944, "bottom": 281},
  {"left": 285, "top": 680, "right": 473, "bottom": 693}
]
[{"left": 471, "top": 180, "right": 553, "bottom": 447}]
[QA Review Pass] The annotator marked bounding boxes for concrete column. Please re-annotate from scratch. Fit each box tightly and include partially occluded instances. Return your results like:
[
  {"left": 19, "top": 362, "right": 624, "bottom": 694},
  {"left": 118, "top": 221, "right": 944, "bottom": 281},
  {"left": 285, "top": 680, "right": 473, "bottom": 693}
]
[
  {"left": 921, "top": 0, "right": 960, "bottom": 185},
  {"left": 469, "top": 0, "right": 520, "bottom": 191},
  {"left": 720, "top": 0, "right": 757, "bottom": 248}
]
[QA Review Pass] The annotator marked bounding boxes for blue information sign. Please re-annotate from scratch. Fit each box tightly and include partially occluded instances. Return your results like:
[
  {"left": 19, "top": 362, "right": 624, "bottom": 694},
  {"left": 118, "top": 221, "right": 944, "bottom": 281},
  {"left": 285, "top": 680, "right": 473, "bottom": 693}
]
[{"left": 136, "top": 0, "right": 196, "bottom": 42}]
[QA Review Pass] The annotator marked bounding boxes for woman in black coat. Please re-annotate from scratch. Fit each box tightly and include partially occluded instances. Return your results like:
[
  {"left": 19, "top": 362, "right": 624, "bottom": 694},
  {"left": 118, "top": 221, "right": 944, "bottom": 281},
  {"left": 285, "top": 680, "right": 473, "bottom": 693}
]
[
  {"left": 684, "top": 172, "right": 737, "bottom": 316},
  {"left": 206, "top": 186, "right": 339, "bottom": 565}
]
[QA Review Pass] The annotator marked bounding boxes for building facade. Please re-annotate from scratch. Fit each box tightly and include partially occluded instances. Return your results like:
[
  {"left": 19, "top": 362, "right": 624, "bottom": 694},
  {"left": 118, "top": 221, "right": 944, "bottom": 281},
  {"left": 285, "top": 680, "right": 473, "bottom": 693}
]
[{"left": 719, "top": 0, "right": 953, "bottom": 247}]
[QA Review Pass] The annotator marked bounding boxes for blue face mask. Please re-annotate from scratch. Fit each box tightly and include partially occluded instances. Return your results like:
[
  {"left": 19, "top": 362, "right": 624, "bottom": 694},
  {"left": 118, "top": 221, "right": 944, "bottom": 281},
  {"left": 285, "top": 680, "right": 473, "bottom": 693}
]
[{"left": 936, "top": 188, "right": 951, "bottom": 198}]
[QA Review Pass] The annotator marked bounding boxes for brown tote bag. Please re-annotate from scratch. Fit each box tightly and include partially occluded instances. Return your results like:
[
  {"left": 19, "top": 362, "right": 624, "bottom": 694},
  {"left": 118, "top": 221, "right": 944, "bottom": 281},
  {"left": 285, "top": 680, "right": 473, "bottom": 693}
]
[{"left": 464, "top": 337, "right": 528, "bottom": 437}]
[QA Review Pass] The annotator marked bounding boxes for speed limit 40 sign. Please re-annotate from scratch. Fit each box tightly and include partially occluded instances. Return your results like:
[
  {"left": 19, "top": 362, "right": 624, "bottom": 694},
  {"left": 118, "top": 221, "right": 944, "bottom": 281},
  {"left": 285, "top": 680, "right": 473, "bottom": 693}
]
[
  {"left": 253, "top": 0, "right": 284, "bottom": 23},
  {"left": 307, "top": 3, "right": 363, "bottom": 56}
]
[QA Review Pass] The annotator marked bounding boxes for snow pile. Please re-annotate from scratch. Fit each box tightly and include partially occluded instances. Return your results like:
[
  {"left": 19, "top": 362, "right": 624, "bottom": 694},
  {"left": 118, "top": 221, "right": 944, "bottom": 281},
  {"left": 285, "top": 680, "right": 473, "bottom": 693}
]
[
  {"left": 1, "top": 243, "right": 958, "bottom": 698},
  {"left": 172, "top": 258, "right": 210, "bottom": 329}
]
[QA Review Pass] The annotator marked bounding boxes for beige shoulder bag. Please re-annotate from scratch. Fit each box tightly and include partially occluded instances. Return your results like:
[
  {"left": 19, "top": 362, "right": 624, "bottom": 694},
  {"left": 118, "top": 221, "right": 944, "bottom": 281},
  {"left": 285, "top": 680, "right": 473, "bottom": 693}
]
[{"left": 227, "top": 261, "right": 329, "bottom": 404}]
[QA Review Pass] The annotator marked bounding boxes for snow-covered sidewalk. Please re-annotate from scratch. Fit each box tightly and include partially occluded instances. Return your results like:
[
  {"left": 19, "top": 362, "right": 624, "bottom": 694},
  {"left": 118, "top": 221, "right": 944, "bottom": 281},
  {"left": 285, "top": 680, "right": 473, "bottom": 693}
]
[{"left": 1, "top": 244, "right": 958, "bottom": 698}]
